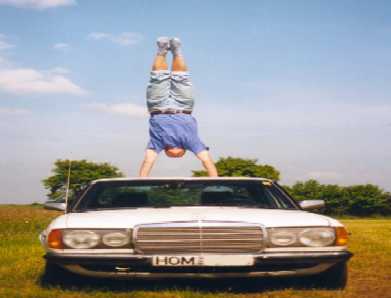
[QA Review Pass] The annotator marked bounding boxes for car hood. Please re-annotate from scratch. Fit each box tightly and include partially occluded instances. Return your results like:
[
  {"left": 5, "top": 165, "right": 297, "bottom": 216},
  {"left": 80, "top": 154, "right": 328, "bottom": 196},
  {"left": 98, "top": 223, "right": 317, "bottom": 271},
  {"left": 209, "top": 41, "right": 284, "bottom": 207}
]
[{"left": 50, "top": 207, "right": 338, "bottom": 229}]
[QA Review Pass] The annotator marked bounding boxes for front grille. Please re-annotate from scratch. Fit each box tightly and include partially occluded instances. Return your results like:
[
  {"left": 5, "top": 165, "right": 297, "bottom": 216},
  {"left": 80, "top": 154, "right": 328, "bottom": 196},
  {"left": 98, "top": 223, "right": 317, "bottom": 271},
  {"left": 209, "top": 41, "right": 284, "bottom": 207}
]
[{"left": 134, "top": 222, "right": 264, "bottom": 254}]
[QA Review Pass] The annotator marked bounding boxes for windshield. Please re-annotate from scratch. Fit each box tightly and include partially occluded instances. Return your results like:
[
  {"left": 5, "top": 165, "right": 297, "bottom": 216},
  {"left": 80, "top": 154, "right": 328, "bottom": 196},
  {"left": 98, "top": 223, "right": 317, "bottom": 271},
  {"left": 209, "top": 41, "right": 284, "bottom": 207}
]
[{"left": 74, "top": 180, "right": 298, "bottom": 211}]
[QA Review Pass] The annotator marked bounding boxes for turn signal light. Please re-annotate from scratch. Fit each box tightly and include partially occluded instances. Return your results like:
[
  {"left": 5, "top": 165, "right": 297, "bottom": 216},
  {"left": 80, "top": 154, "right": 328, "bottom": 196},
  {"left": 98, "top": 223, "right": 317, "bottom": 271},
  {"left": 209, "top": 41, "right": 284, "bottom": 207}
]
[
  {"left": 335, "top": 227, "right": 348, "bottom": 246},
  {"left": 48, "top": 229, "right": 64, "bottom": 249}
]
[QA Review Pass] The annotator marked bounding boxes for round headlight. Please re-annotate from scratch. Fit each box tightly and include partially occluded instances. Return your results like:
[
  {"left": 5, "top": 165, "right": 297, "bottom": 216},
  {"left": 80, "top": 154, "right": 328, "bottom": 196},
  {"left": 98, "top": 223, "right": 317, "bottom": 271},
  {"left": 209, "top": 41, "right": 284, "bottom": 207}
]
[
  {"left": 63, "top": 230, "right": 100, "bottom": 249},
  {"left": 102, "top": 232, "right": 130, "bottom": 247},
  {"left": 299, "top": 228, "right": 335, "bottom": 247},
  {"left": 270, "top": 229, "right": 297, "bottom": 246}
]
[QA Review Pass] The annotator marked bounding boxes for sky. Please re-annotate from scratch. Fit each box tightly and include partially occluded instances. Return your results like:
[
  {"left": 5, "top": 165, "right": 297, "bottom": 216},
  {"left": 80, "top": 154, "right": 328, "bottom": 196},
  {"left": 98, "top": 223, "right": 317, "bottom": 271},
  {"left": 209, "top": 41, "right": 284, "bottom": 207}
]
[{"left": 0, "top": 0, "right": 390, "bottom": 203}]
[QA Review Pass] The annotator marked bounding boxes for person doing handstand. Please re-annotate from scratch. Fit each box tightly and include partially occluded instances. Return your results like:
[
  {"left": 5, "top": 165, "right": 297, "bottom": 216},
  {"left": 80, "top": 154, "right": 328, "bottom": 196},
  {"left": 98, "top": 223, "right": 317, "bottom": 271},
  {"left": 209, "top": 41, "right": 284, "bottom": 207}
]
[{"left": 139, "top": 37, "right": 218, "bottom": 177}]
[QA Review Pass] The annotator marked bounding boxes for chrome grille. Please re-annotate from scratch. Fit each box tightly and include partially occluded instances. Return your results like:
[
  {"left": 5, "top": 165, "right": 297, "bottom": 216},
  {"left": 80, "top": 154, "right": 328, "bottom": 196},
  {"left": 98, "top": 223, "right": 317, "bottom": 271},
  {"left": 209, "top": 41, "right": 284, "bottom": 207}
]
[{"left": 134, "top": 222, "right": 264, "bottom": 254}]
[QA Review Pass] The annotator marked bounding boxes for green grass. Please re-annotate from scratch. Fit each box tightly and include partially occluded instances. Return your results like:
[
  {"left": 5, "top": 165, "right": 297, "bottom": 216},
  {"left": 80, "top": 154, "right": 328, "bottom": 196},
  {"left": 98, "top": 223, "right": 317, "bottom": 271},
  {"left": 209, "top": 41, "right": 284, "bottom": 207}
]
[{"left": 1, "top": 205, "right": 390, "bottom": 298}]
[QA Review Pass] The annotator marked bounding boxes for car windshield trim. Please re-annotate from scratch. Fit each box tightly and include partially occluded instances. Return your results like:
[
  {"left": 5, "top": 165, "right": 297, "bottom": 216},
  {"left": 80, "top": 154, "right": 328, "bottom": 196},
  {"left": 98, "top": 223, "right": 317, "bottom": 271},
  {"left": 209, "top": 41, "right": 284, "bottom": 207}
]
[{"left": 80, "top": 205, "right": 284, "bottom": 211}]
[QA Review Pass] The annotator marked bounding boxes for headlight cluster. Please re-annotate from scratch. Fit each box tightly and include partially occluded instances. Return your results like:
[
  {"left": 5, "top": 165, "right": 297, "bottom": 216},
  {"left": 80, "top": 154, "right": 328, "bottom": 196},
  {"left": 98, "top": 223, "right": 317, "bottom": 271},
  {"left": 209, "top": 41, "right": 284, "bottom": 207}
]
[
  {"left": 48, "top": 229, "right": 132, "bottom": 249},
  {"left": 268, "top": 227, "right": 339, "bottom": 247}
]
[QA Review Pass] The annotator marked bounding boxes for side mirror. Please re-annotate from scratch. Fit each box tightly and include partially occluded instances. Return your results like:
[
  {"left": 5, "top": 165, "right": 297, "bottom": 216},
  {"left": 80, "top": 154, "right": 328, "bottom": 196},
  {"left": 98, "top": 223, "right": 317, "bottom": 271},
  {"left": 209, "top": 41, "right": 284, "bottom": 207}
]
[
  {"left": 44, "top": 200, "right": 66, "bottom": 212},
  {"left": 299, "top": 200, "right": 325, "bottom": 211}
]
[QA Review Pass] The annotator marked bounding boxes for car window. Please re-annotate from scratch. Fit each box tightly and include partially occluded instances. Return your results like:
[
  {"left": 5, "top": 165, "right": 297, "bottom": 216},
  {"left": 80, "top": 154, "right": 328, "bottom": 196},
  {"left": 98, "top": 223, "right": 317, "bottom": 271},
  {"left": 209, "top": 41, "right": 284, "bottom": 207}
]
[{"left": 75, "top": 180, "right": 298, "bottom": 211}]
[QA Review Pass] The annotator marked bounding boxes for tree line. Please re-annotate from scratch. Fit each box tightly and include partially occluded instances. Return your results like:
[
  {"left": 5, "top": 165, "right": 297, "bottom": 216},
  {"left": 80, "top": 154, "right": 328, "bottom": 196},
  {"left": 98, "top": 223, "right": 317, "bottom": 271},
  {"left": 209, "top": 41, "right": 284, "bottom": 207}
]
[{"left": 43, "top": 158, "right": 391, "bottom": 216}]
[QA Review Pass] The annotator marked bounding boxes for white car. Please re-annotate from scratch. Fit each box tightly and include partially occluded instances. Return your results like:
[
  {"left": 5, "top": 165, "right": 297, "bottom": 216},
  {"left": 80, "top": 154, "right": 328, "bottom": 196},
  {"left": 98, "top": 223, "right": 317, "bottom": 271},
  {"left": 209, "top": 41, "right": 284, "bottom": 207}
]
[{"left": 40, "top": 177, "right": 352, "bottom": 288}]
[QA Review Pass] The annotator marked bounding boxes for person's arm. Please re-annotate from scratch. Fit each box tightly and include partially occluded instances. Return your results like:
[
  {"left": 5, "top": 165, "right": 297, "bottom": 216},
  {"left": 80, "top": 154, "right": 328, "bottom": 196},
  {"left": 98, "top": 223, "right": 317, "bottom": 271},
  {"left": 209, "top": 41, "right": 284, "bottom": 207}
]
[
  {"left": 196, "top": 150, "right": 218, "bottom": 177},
  {"left": 139, "top": 149, "right": 158, "bottom": 177}
]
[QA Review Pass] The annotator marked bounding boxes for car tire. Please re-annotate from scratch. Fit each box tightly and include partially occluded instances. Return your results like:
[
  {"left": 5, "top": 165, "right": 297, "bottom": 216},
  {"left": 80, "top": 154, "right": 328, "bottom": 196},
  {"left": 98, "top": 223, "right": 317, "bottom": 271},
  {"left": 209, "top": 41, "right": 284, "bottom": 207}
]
[
  {"left": 41, "top": 261, "right": 76, "bottom": 286},
  {"left": 313, "top": 261, "right": 348, "bottom": 289}
]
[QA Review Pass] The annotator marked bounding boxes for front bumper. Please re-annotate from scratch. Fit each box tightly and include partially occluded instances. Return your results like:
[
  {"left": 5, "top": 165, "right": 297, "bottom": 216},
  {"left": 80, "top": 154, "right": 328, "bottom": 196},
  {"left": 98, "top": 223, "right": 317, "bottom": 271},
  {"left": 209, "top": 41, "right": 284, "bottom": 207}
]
[{"left": 45, "top": 251, "right": 353, "bottom": 279}]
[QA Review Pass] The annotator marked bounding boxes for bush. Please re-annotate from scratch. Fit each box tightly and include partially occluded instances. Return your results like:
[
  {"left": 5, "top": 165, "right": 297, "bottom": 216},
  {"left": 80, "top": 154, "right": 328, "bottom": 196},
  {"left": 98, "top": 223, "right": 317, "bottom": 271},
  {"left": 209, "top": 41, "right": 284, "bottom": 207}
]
[
  {"left": 192, "top": 157, "right": 280, "bottom": 180},
  {"left": 287, "top": 179, "right": 391, "bottom": 216},
  {"left": 43, "top": 159, "right": 123, "bottom": 201}
]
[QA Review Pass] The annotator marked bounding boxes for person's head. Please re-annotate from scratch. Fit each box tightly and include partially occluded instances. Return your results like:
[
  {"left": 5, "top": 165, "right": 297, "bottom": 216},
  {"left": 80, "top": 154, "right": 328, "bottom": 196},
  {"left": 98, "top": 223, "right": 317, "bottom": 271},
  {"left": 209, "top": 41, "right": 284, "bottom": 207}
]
[{"left": 165, "top": 147, "right": 186, "bottom": 158}]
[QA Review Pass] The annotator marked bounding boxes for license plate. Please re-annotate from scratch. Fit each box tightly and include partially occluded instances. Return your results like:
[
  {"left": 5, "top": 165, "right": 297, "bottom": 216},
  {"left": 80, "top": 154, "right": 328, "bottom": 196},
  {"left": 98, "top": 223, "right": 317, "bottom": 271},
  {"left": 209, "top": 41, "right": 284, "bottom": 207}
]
[{"left": 152, "top": 255, "right": 254, "bottom": 267}]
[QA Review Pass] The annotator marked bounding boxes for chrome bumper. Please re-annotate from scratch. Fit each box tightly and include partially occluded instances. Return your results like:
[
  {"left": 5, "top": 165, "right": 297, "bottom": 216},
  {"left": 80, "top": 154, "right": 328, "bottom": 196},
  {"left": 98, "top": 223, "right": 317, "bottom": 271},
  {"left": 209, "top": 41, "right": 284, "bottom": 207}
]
[{"left": 45, "top": 251, "right": 352, "bottom": 279}]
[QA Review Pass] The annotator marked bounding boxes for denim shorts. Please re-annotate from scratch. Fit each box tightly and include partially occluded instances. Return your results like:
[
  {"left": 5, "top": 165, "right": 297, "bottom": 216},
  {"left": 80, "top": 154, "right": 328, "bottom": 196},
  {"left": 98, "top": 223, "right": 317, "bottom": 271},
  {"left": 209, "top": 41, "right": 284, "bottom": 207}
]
[{"left": 146, "top": 71, "right": 194, "bottom": 113}]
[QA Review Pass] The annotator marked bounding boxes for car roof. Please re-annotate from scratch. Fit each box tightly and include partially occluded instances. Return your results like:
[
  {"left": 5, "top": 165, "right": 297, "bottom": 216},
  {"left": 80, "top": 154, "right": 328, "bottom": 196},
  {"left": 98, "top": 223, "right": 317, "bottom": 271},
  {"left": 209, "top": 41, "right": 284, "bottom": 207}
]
[{"left": 91, "top": 177, "right": 273, "bottom": 184}]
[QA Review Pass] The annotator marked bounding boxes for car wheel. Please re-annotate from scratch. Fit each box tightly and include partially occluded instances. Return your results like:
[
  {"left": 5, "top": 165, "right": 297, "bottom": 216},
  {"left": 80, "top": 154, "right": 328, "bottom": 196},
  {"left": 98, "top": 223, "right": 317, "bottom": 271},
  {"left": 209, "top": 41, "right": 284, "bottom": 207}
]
[
  {"left": 312, "top": 262, "right": 348, "bottom": 289},
  {"left": 40, "top": 261, "right": 76, "bottom": 286}
]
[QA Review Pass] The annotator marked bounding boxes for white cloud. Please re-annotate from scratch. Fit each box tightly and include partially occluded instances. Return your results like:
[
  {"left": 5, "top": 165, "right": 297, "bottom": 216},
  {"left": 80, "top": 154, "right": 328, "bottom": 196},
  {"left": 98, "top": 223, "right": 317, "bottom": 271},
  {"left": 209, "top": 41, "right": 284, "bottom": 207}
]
[
  {"left": 49, "top": 67, "right": 70, "bottom": 75},
  {"left": 111, "top": 33, "right": 143, "bottom": 46},
  {"left": 0, "top": 107, "right": 30, "bottom": 115},
  {"left": 0, "top": 0, "right": 76, "bottom": 9},
  {"left": 0, "top": 56, "right": 7, "bottom": 65},
  {"left": 88, "top": 32, "right": 109, "bottom": 40},
  {"left": 0, "top": 68, "right": 86, "bottom": 95},
  {"left": 53, "top": 43, "right": 70, "bottom": 51},
  {"left": 88, "top": 32, "right": 143, "bottom": 47},
  {"left": 0, "top": 34, "right": 13, "bottom": 67},
  {"left": 0, "top": 34, "right": 14, "bottom": 50},
  {"left": 0, "top": 35, "right": 84, "bottom": 96},
  {"left": 87, "top": 103, "right": 147, "bottom": 118}
]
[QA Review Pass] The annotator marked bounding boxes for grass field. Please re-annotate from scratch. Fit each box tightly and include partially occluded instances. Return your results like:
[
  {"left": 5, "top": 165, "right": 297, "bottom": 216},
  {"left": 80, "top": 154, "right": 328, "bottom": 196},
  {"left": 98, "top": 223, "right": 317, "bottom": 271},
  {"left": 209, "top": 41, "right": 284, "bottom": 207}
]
[{"left": 0, "top": 205, "right": 390, "bottom": 298}]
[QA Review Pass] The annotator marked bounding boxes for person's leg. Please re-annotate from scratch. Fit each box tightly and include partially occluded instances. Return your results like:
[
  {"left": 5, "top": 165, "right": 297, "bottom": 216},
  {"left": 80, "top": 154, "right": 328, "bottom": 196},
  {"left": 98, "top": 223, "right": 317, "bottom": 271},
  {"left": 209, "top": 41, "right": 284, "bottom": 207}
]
[
  {"left": 196, "top": 150, "right": 218, "bottom": 177},
  {"left": 152, "top": 37, "right": 169, "bottom": 71},
  {"left": 169, "top": 38, "right": 194, "bottom": 109},
  {"left": 152, "top": 56, "right": 168, "bottom": 71},
  {"left": 139, "top": 149, "right": 158, "bottom": 177},
  {"left": 146, "top": 37, "right": 172, "bottom": 112},
  {"left": 170, "top": 38, "right": 188, "bottom": 72}
]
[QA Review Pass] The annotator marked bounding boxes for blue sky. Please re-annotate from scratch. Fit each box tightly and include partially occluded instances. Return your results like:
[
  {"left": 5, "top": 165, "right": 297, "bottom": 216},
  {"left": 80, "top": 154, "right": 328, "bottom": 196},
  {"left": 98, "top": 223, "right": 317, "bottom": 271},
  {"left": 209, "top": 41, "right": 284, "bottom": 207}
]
[{"left": 0, "top": 0, "right": 390, "bottom": 203}]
